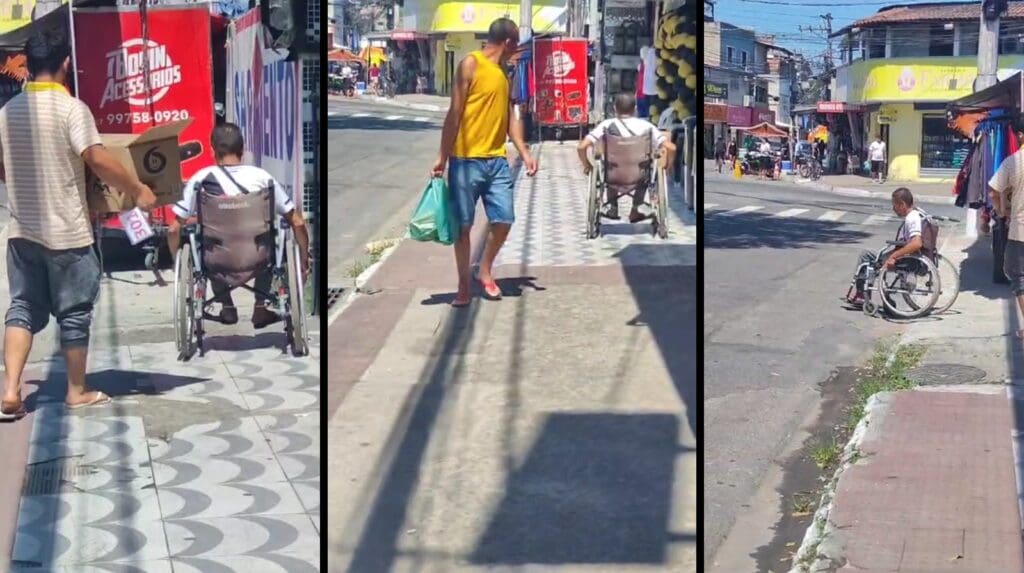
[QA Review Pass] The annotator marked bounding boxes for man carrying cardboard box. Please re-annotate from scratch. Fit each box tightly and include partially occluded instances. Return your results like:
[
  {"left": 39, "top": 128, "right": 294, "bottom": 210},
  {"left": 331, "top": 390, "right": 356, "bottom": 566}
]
[{"left": 0, "top": 31, "right": 157, "bottom": 421}]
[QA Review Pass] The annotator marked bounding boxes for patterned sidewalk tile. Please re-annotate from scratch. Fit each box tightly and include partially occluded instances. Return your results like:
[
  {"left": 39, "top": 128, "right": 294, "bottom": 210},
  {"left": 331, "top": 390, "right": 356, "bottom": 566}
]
[
  {"left": 8, "top": 340, "right": 320, "bottom": 572},
  {"left": 495, "top": 145, "right": 697, "bottom": 268}
]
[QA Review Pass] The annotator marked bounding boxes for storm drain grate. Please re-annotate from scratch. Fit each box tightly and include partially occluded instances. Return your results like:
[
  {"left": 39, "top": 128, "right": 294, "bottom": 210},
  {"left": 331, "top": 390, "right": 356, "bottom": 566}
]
[
  {"left": 327, "top": 287, "right": 346, "bottom": 310},
  {"left": 906, "top": 364, "right": 988, "bottom": 386},
  {"left": 22, "top": 459, "right": 97, "bottom": 496}
]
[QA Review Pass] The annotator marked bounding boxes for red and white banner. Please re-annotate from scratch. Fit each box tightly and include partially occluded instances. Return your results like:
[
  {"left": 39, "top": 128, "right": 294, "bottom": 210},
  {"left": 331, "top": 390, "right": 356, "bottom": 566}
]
[
  {"left": 533, "top": 38, "right": 589, "bottom": 126},
  {"left": 226, "top": 8, "right": 304, "bottom": 211},
  {"left": 74, "top": 7, "right": 214, "bottom": 181}
]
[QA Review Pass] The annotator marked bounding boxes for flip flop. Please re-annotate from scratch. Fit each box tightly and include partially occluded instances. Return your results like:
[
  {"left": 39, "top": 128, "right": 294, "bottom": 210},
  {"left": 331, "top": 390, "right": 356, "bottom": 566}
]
[
  {"left": 0, "top": 399, "right": 25, "bottom": 421},
  {"left": 451, "top": 295, "right": 472, "bottom": 308},
  {"left": 67, "top": 391, "right": 112, "bottom": 410},
  {"left": 478, "top": 278, "right": 502, "bottom": 300}
]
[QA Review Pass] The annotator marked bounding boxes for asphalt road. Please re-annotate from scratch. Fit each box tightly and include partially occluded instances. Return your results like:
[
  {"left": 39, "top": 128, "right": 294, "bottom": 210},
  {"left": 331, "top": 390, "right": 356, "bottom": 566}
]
[
  {"left": 327, "top": 98, "right": 446, "bottom": 286},
  {"left": 703, "top": 173, "right": 963, "bottom": 569}
]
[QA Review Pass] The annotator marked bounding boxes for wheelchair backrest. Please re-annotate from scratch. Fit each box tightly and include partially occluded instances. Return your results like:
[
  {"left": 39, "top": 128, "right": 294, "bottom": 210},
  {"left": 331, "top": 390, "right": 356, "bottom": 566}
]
[
  {"left": 198, "top": 185, "right": 274, "bottom": 288},
  {"left": 602, "top": 131, "right": 653, "bottom": 190},
  {"left": 921, "top": 215, "right": 939, "bottom": 257}
]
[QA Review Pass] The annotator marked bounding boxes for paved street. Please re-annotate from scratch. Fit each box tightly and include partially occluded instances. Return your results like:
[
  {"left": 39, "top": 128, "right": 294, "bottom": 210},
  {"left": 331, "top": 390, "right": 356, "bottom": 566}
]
[
  {"left": 703, "top": 173, "right": 962, "bottom": 570},
  {"left": 328, "top": 97, "right": 446, "bottom": 286},
  {"left": 329, "top": 143, "right": 697, "bottom": 572},
  {"left": 0, "top": 224, "right": 321, "bottom": 571}
]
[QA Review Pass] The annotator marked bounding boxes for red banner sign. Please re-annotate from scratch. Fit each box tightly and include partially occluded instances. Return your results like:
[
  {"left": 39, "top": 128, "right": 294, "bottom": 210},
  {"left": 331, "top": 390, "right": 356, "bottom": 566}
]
[
  {"left": 74, "top": 8, "right": 214, "bottom": 181},
  {"left": 532, "top": 38, "right": 588, "bottom": 126},
  {"left": 817, "top": 101, "right": 862, "bottom": 114}
]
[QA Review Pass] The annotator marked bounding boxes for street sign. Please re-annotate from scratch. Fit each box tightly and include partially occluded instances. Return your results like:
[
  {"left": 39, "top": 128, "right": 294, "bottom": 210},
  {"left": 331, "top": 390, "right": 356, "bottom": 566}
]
[{"left": 705, "top": 82, "right": 728, "bottom": 99}]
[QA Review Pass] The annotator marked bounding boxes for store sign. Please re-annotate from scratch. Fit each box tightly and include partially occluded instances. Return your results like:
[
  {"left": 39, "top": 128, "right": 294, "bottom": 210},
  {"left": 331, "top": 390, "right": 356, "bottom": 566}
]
[
  {"left": 533, "top": 38, "right": 588, "bottom": 125},
  {"left": 75, "top": 8, "right": 213, "bottom": 181},
  {"left": 227, "top": 7, "right": 304, "bottom": 208},
  {"left": 816, "top": 101, "right": 861, "bottom": 114},
  {"left": 727, "top": 105, "right": 750, "bottom": 127},
  {"left": 754, "top": 109, "right": 775, "bottom": 124},
  {"left": 705, "top": 103, "right": 727, "bottom": 123},
  {"left": 705, "top": 82, "right": 728, "bottom": 99},
  {"left": 844, "top": 57, "right": 1024, "bottom": 103},
  {"left": 878, "top": 104, "right": 898, "bottom": 124}
]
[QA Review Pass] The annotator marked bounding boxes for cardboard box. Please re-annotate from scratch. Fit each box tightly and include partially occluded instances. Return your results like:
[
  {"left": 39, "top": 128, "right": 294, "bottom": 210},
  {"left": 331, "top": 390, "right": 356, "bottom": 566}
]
[{"left": 87, "top": 119, "right": 193, "bottom": 214}]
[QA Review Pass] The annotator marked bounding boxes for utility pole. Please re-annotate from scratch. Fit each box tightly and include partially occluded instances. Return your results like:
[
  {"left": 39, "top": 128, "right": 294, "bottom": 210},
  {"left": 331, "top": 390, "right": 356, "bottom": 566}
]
[{"left": 799, "top": 13, "right": 833, "bottom": 99}]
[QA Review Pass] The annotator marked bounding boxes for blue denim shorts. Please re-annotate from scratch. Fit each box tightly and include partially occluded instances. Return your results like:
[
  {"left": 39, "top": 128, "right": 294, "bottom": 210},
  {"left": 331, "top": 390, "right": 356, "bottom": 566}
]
[{"left": 448, "top": 157, "right": 515, "bottom": 227}]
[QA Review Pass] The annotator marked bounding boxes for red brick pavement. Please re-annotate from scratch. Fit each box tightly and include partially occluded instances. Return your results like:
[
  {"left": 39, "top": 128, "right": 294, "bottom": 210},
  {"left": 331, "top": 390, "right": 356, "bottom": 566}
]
[{"left": 831, "top": 389, "right": 1024, "bottom": 572}]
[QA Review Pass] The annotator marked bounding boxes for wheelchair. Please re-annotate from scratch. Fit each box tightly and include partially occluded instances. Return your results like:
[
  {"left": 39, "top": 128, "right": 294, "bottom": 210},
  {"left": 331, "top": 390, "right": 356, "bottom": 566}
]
[
  {"left": 849, "top": 241, "right": 961, "bottom": 319},
  {"left": 586, "top": 131, "right": 670, "bottom": 239},
  {"left": 173, "top": 186, "right": 309, "bottom": 360}
]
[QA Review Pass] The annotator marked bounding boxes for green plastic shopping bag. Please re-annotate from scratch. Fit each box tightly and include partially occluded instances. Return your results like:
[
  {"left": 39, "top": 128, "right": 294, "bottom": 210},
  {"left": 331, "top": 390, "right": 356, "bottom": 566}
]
[{"left": 408, "top": 177, "right": 457, "bottom": 245}]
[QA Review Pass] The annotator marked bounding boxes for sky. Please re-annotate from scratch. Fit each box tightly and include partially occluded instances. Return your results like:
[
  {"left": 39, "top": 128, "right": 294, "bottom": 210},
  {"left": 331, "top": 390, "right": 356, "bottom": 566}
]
[{"left": 712, "top": 0, "right": 977, "bottom": 62}]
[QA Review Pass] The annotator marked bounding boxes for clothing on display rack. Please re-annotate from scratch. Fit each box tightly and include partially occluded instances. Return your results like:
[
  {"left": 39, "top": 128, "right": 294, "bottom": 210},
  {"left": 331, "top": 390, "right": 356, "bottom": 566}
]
[{"left": 953, "top": 111, "right": 1019, "bottom": 209}]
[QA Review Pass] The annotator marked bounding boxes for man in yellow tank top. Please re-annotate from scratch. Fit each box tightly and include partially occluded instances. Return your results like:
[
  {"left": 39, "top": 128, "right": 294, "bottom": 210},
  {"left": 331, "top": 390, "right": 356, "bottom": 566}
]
[{"left": 431, "top": 18, "right": 538, "bottom": 307}]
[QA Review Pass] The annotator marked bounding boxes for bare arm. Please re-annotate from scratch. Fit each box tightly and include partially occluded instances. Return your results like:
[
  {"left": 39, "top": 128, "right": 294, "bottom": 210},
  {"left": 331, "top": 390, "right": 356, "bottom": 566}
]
[
  {"left": 990, "top": 185, "right": 1006, "bottom": 218},
  {"left": 436, "top": 57, "right": 475, "bottom": 167},
  {"left": 507, "top": 101, "right": 529, "bottom": 159},
  {"left": 577, "top": 138, "right": 593, "bottom": 171},
  {"left": 287, "top": 209, "right": 311, "bottom": 274},
  {"left": 81, "top": 144, "right": 151, "bottom": 201},
  {"left": 887, "top": 235, "right": 924, "bottom": 261}
]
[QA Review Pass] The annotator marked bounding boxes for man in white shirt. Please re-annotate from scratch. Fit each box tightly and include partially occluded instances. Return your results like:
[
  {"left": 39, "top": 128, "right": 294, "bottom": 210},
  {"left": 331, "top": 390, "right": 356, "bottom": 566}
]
[
  {"left": 869, "top": 135, "right": 886, "bottom": 183},
  {"left": 847, "top": 188, "right": 928, "bottom": 305},
  {"left": 167, "top": 123, "right": 310, "bottom": 328},
  {"left": 577, "top": 93, "right": 673, "bottom": 222},
  {"left": 989, "top": 143, "right": 1024, "bottom": 337},
  {"left": 341, "top": 65, "right": 353, "bottom": 79}
]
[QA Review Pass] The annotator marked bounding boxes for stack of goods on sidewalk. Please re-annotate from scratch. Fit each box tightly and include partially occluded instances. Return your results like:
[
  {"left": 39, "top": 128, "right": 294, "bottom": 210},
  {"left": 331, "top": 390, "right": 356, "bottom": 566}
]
[{"left": 651, "top": 0, "right": 697, "bottom": 122}]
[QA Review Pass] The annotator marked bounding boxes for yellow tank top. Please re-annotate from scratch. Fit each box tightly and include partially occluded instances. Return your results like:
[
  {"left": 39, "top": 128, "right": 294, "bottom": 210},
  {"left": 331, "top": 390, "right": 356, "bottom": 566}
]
[{"left": 454, "top": 51, "right": 509, "bottom": 158}]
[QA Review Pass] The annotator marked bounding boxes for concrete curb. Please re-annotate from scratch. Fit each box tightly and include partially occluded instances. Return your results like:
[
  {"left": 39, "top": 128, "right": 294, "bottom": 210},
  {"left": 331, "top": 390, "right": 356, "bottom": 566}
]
[{"left": 796, "top": 178, "right": 956, "bottom": 205}]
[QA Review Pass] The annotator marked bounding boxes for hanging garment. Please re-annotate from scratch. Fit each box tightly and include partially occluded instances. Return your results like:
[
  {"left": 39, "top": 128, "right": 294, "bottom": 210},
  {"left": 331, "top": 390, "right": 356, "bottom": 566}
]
[
  {"left": 966, "top": 133, "right": 988, "bottom": 209},
  {"left": 954, "top": 143, "right": 975, "bottom": 208}
]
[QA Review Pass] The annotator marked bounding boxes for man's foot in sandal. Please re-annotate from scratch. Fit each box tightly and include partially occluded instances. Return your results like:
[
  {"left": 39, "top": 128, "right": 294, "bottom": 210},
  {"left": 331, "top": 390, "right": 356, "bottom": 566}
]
[
  {"left": 0, "top": 396, "right": 25, "bottom": 421},
  {"left": 478, "top": 277, "right": 502, "bottom": 300},
  {"left": 66, "top": 390, "right": 111, "bottom": 410},
  {"left": 452, "top": 283, "right": 471, "bottom": 307}
]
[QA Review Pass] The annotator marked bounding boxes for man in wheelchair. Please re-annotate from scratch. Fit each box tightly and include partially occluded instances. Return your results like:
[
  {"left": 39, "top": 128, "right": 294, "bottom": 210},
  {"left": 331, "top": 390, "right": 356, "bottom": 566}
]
[
  {"left": 577, "top": 93, "right": 674, "bottom": 223},
  {"left": 847, "top": 187, "right": 937, "bottom": 305},
  {"left": 166, "top": 123, "right": 310, "bottom": 328}
]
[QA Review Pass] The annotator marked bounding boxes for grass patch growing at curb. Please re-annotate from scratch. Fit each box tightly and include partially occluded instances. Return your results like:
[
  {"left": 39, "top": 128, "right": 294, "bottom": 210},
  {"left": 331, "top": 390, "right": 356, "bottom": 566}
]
[{"left": 346, "top": 238, "right": 401, "bottom": 279}]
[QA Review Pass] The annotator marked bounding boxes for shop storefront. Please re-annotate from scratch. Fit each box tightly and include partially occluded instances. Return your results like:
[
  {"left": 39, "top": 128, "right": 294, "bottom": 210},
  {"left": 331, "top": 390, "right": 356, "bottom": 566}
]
[
  {"left": 704, "top": 102, "right": 726, "bottom": 158},
  {"left": 834, "top": 56, "right": 1024, "bottom": 181},
  {"left": 423, "top": 0, "right": 567, "bottom": 95}
]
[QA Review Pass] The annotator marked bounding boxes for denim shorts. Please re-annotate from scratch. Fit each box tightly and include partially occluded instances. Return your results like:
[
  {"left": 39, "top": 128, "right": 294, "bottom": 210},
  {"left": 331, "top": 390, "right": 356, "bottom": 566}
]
[
  {"left": 5, "top": 238, "right": 101, "bottom": 349},
  {"left": 448, "top": 157, "right": 515, "bottom": 227}
]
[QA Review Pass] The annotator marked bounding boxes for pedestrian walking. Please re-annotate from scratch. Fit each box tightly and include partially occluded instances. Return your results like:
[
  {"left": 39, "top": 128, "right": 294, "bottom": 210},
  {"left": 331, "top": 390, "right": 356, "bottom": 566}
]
[
  {"left": 988, "top": 139, "right": 1024, "bottom": 337},
  {"left": 869, "top": 134, "right": 886, "bottom": 183},
  {"left": 727, "top": 138, "right": 737, "bottom": 171},
  {"left": 0, "top": 31, "right": 156, "bottom": 421},
  {"left": 714, "top": 137, "right": 725, "bottom": 173},
  {"left": 431, "top": 17, "right": 538, "bottom": 307}
]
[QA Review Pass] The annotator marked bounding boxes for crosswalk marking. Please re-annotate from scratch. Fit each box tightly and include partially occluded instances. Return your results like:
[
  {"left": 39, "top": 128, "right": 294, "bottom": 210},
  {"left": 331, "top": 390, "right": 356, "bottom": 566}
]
[
  {"left": 384, "top": 115, "right": 403, "bottom": 120},
  {"left": 817, "top": 210, "right": 846, "bottom": 222},
  {"left": 773, "top": 208, "right": 809, "bottom": 218},
  {"left": 720, "top": 205, "right": 764, "bottom": 216},
  {"left": 704, "top": 203, "right": 719, "bottom": 210},
  {"left": 862, "top": 214, "right": 893, "bottom": 226},
  {"left": 413, "top": 116, "right": 431, "bottom": 122},
  {"left": 352, "top": 112, "right": 370, "bottom": 118}
]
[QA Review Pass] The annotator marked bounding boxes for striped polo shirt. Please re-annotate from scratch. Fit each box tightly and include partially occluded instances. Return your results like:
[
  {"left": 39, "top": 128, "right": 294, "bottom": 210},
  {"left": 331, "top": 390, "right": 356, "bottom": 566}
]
[{"left": 0, "top": 82, "right": 102, "bottom": 250}]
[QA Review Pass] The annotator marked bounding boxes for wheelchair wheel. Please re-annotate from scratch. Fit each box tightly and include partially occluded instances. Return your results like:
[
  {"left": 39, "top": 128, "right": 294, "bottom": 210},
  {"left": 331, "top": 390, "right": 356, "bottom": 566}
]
[
  {"left": 286, "top": 241, "right": 309, "bottom": 357},
  {"left": 586, "top": 164, "right": 602, "bottom": 239},
  {"left": 879, "top": 256, "right": 941, "bottom": 319},
  {"left": 932, "top": 253, "right": 961, "bottom": 315},
  {"left": 652, "top": 167, "right": 669, "bottom": 239},
  {"left": 173, "top": 247, "right": 197, "bottom": 360}
]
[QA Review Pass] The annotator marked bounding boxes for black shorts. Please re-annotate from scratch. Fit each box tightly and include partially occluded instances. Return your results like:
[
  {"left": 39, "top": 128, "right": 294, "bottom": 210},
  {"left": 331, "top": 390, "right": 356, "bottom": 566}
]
[{"left": 871, "top": 160, "right": 884, "bottom": 175}]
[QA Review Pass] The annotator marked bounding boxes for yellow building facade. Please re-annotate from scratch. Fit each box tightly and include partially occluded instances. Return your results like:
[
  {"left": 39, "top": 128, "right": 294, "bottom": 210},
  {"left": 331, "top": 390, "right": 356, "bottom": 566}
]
[{"left": 837, "top": 56, "right": 1024, "bottom": 182}]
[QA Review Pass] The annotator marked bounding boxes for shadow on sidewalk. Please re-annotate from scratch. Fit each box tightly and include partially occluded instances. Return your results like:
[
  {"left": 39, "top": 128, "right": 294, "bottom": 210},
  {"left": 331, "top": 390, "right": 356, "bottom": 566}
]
[{"left": 706, "top": 209, "right": 871, "bottom": 250}]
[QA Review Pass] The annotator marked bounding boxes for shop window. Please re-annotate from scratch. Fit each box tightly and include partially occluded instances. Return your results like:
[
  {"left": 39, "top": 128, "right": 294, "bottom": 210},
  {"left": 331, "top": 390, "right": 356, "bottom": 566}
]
[
  {"left": 741, "top": 50, "right": 748, "bottom": 66},
  {"left": 727, "top": 46, "right": 735, "bottom": 63},
  {"left": 867, "top": 29, "right": 885, "bottom": 59},
  {"left": 921, "top": 116, "right": 971, "bottom": 170}
]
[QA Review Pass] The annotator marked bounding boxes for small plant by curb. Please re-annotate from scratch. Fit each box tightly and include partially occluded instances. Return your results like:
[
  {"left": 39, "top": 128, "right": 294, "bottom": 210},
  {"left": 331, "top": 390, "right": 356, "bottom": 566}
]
[
  {"left": 787, "top": 337, "right": 926, "bottom": 573},
  {"left": 345, "top": 238, "right": 401, "bottom": 279}
]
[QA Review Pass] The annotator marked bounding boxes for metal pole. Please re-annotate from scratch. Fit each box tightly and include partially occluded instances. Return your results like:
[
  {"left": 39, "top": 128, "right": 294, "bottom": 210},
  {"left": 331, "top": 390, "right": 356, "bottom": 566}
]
[
  {"left": 312, "top": 57, "right": 321, "bottom": 316},
  {"left": 520, "top": 0, "right": 532, "bottom": 42},
  {"left": 683, "top": 125, "right": 692, "bottom": 209}
]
